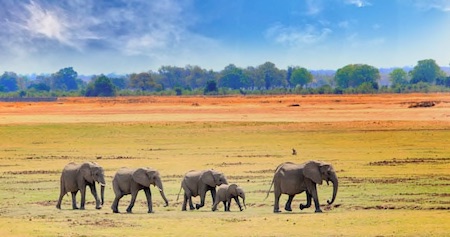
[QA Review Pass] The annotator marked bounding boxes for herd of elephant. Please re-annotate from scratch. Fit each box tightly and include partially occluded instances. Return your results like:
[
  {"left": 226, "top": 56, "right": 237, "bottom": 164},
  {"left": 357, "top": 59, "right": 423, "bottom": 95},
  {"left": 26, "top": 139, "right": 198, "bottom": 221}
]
[{"left": 56, "top": 160, "right": 338, "bottom": 213}]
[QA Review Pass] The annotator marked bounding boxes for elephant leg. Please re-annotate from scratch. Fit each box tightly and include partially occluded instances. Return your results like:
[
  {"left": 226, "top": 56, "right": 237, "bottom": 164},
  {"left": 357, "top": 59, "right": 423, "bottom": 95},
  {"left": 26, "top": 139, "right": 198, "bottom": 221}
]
[
  {"left": 196, "top": 187, "right": 208, "bottom": 210},
  {"left": 143, "top": 187, "right": 153, "bottom": 213},
  {"left": 71, "top": 191, "right": 79, "bottom": 209},
  {"left": 79, "top": 187, "right": 87, "bottom": 210},
  {"left": 223, "top": 201, "right": 228, "bottom": 212},
  {"left": 88, "top": 184, "right": 101, "bottom": 209},
  {"left": 300, "top": 192, "right": 312, "bottom": 210},
  {"left": 285, "top": 195, "right": 294, "bottom": 212},
  {"left": 211, "top": 199, "right": 219, "bottom": 212},
  {"left": 56, "top": 191, "right": 65, "bottom": 209},
  {"left": 126, "top": 190, "right": 139, "bottom": 213},
  {"left": 111, "top": 194, "right": 123, "bottom": 213},
  {"left": 309, "top": 185, "right": 322, "bottom": 213},
  {"left": 188, "top": 196, "right": 195, "bottom": 210},
  {"left": 273, "top": 188, "right": 282, "bottom": 213},
  {"left": 210, "top": 188, "right": 216, "bottom": 203}
]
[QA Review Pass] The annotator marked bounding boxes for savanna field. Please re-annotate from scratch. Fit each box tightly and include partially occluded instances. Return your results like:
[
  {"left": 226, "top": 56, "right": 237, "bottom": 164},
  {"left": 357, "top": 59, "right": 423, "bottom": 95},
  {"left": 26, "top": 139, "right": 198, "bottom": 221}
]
[{"left": 0, "top": 94, "right": 449, "bottom": 237}]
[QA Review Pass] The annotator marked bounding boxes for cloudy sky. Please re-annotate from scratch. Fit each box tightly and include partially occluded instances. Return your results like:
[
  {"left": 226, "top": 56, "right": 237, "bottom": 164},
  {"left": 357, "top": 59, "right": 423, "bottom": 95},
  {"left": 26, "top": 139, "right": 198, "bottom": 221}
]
[{"left": 1, "top": 0, "right": 449, "bottom": 74}]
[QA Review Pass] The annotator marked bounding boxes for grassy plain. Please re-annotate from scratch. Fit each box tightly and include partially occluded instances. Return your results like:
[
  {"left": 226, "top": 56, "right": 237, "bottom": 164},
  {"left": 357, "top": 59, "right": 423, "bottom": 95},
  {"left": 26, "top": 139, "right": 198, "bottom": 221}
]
[{"left": 0, "top": 94, "right": 449, "bottom": 236}]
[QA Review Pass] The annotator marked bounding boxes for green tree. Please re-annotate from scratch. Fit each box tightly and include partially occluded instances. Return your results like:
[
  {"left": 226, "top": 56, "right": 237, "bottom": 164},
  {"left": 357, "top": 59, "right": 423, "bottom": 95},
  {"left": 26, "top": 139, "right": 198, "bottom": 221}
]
[
  {"left": 410, "top": 59, "right": 446, "bottom": 84},
  {"left": 129, "top": 72, "right": 161, "bottom": 91},
  {"left": 335, "top": 64, "right": 380, "bottom": 89},
  {"left": 85, "top": 75, "right": 116, "bottom": 97},
  {"left": 289, "top": 67, "right": 313, "bottom": 88},
  {"left": 257, "top": 62, "right": 286, "bottom": 89},
  {"left": 51, "top": 67, "right": 79, "bottom": 91},
  {"left": 389, "top": 68, "right": 409, "bottom": 87},
  {"left": 0, "top": 72, "right": 19, "bottom": 92},
  {"left": 219, "top": 64, "right": 249, "bottom": 89},
  {"left": 204, "top": 80, "right": 218, "bottom": 94}
]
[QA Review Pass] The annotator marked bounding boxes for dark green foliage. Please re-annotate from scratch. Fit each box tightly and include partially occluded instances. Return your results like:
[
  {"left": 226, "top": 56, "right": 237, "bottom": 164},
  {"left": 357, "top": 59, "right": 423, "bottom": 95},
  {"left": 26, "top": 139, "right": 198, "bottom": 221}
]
[
  {"left": 0, "top": 72, "right": 19, "bottom": 92},
  {"left": 85, "top": 75, "right": 116, "bottom": 97},
  {"left": 335, "top": 64, "right": 380, "bottom": 89},
  {"left": 52, "top": 67, "right": 79, "bottom": 91},
  {"left": 410, "top": 59, "right": 445, "bottom": 84},
  {"left": 204, "top": 80, "right": 218, "bottom": 94}
]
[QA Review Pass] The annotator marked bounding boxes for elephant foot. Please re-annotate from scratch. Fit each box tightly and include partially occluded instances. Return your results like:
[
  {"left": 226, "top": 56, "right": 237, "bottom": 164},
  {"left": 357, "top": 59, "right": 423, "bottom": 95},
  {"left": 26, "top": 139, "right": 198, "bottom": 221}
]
[
  {"left": 195, "top": 204, "right": 203, "bottom": 210},
  {"left": 273, "top": 209, "right": 281, "bottom": 213},
  {"left": 72, "top": 206, "right": 79, "bottom": 210},
  {"left": 56, "top": 204, "right": 61, "bottom": 209},
  {"left": 285, "top": 206, "right": 292, "bottom": 212},
  {"left": 190, "top": 206, "right": 195, "bottom": 210},
  {"left": 126, "top": 209, "right": 133, "bottom": 213},
  {"left": 315, "top": 209, "right": 323, "bottom": 213},
  {"left": 112, "top": 210, "right": 120, "bottom": 213},
  {"left": 96, "top": 206, "right": 102, "bottom": 210},
  {"left": 148, "top": 210, "right": 154, "bottom": 214}
]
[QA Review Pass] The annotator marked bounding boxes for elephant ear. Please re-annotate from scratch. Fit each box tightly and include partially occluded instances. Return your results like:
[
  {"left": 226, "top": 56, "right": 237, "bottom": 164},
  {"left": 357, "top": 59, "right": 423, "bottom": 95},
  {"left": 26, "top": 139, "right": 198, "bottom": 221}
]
[
  {"left": 80, "top": 162, "right": 94, "bottom": 183},
  {"left": 201, "top": 170, "right": 216, "bottom": 187},
  {"left": 304, "top": 161, "right": 323, "bottom": 185},
  {"left": 132, "top": 168, "right": 152, "bottom": 187},
  {"left": 227, "top": 184, "right": 238, "bottom": 196}
]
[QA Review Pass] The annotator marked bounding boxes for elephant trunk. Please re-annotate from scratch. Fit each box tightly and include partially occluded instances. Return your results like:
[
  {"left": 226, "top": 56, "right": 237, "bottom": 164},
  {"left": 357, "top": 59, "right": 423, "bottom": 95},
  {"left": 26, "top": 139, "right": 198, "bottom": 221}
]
[
  {"left": 327, "top": 173, "right": 338, "bottom": 205},
  {"left": 156, "top": 179, "right": 169, "bottom": 207},
  {"left": 100, "top": 184, "right": 105, "bottom": 206}
]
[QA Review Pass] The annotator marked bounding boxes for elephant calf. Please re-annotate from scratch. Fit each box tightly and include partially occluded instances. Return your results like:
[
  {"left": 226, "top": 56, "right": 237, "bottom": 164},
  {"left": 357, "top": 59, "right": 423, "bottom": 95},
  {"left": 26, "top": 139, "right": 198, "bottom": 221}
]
[
  {"left": 111, "top": 167, "right": 169, "bottom": 213},
  {"left": 212, "top": 184, "right": 246, "bottom": 212},
  {"left": 56, "top": 162, "right": 105, "bottom": 210}
]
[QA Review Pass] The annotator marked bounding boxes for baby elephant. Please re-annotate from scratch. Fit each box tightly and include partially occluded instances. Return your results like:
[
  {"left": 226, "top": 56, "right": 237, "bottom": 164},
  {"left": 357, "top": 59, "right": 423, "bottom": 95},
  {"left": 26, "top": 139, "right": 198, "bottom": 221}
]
[
  {"left": 111, "top": 167, "right": 169, "bottom": 213},
  {"left": 212, "top": 184, "right": 246, "bottom": 212}
]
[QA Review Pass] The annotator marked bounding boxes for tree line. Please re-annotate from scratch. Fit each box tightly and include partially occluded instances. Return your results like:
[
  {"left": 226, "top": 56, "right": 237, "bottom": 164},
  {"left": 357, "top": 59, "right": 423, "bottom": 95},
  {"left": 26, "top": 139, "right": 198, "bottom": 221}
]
[{"left": 1, "top": 59, "right": 449, "bottom": 97}]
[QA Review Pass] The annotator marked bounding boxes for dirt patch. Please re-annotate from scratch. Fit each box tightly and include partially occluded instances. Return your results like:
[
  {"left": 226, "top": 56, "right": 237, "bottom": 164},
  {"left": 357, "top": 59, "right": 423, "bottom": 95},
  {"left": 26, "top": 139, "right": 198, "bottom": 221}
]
[
  {"left": 343, "top": 176, "right": 416, "bottom": 184},
  {"left": 407, "top": 101, "right": 437, "bottom": 108},
  {"left": 3, "top": 170, "right": 59, "bottom": 175},
  {"left": 368, "top": 157, "right": 450, "bottom": 166}
]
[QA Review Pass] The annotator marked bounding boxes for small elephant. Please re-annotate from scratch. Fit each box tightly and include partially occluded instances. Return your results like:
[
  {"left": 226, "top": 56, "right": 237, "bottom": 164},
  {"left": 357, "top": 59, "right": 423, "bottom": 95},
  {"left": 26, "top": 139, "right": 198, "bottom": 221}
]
[
  {"left": 212, "top": 184, "right": 246, "bottom": 212},
  {"left": 266, "top": 160, "right": 338, "bottom": 213},
  {"left": 56, "top": 162, "right": 105, "bottom": 210},
  {"left": 111, "top": 167, "right": 169, "bottom": 213},
  {"left": 177, "top": 169, "right": 228, "bottom": 211}
]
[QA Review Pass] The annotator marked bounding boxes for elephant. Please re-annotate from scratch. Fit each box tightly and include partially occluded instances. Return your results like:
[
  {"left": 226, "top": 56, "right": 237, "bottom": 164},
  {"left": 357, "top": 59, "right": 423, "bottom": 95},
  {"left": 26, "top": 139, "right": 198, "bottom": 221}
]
[
  {"left": 56, "top": 162, "right": 105, "bottom": 210},
  {"left": 212, "top": 184, "right": 246, "bottom": 212},
  {"left": 266, "top": 160, "right": 338, "bottom": 213},
  {"left": 177, "top": 169, "right": 228, "bottom": 211},
  {"left": 111, "top": 167, "right": 169, "bottom": 213}
]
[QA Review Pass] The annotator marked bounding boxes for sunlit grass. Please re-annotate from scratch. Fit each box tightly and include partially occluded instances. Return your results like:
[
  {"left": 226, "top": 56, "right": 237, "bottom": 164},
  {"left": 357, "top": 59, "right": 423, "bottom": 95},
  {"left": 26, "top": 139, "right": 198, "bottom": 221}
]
[{"left": 0, "top": 121, "right": 449, "bottom": 236}]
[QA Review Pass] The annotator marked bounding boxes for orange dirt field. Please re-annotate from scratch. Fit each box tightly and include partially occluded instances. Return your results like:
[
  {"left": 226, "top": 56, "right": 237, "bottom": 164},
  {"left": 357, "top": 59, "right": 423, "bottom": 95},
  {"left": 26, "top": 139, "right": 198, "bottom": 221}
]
[{"left": 0, "top": 93, "right": 449, "bottom": 126}]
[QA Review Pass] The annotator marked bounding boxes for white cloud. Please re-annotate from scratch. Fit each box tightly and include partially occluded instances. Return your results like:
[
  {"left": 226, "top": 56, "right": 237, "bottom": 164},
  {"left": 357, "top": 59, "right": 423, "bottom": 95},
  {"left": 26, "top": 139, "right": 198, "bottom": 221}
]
[
  {"left": 265, "top": 23, "right": 332, "bottom": 46},
  {"left": 411, "top": 0, "right": 450, "bottom": 12},
  {"left": 345, "top": 0, "right": 372, "bottom": 7}
]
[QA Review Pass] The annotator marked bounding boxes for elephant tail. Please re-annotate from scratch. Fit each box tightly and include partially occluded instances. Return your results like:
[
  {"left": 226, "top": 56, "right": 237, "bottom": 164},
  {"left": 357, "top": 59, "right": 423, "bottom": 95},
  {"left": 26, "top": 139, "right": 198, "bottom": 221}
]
[
  {"left": 176, "top": 185, "right": 183, "bottom": 201},
  {"left": 264, "top": 177, "right": 275, "bottom": 200}
]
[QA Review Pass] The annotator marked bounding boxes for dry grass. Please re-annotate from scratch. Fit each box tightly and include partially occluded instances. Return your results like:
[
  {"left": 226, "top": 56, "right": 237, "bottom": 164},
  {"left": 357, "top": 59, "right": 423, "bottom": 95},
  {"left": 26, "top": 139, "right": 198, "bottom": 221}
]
[{"left": 0, "top": 94, "right": 449, "bottom": 236}]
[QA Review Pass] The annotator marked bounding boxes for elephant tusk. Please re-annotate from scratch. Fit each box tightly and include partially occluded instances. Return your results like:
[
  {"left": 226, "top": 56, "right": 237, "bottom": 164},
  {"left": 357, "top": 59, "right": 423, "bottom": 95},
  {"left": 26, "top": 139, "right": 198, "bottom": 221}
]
[
  {"left": 99, "top": 182, "right": 106, "bottom": 187},
  {"left": 158, "top": 188, "right": 163, "bottom": 192},
  {"left": 326, "top": 180, "right": 330, "bottom": 186}
]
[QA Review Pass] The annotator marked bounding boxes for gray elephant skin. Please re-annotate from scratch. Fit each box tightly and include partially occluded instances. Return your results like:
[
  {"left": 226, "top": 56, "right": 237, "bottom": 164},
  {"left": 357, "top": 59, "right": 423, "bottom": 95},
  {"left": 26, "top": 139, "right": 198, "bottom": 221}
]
[
  {"left": 266, "top": 160, "right": 338, "bottom": 213},
  {"left": 212, "top": 184, "right": 246, "bottom": 212},
  {"left": 56, "top": 162, "right": 105, "bottom": 210},
  {"left": 177, "top": 169, "right": 228, "bottom": 211},
  {"left": 111, "top": 167, "right": 169, "bottom": 213}
]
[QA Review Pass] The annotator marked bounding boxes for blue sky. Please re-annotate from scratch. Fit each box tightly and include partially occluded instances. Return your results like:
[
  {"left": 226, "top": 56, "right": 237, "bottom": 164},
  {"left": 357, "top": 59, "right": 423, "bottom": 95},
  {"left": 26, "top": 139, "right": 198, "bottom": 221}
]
[{"left": 0, "top": 0, "right": 449, "bottom": 74}]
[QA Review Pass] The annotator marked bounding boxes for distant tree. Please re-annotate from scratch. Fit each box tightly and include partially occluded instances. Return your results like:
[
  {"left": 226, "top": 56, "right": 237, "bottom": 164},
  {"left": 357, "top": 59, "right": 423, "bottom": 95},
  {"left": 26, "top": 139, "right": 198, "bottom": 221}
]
[
  {"left": 335, "top": 64, "right": 380, "bottom": 89},
  {"left": 257, "top": 62, "right": 287, "bottom": 89},
  {"left": 51, "top": 67, "right": 79, "bottom": 91},
  {"left": 219, "top": 64, "right": 249, "bottom": 89},
  {"left": 289, "top": 67, "right": 313, "bottom": 88},
  {"left": 410, "top": 59, "right": 445, "bottom": 84},
  {"left": 85, "top": 75, "right": 116, "bottom": 97},
  {"left": 436, "top": 76, "right": 450, "bottom": 87},
  {"left": 158, "top": 66, "right": 187, "bottom": 89},
  {"left": 28, "top": 83, "right": 51, "bottom": 91},
  {"left": 129, "top": 72, "right": 162, "bottom": 91},
  {"left": 0, "top": 72, "right": 19, "bottom": 92},
  {"left": 109, "top": 77, "right": 128, "bottom": 90},
  {"left": 204, "top": 80, "right": 218, "bottom": 94},
  {"left": 389, "top": 68, "right": 409, "bottom": 87}
]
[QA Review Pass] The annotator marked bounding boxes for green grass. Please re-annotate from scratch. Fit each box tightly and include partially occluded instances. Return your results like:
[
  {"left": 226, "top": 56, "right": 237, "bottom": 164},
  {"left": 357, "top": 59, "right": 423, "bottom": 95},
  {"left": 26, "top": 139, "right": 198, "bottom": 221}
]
[{"left": 0, "top": 122, "right": 449, "bottom": 236}]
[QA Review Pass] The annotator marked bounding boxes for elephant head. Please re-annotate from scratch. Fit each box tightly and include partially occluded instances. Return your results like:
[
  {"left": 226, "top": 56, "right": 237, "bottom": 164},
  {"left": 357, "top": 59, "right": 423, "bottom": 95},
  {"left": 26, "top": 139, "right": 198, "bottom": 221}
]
[
  {"left": 132, "top": 168, "right": 169, "bottom": 206},
  {"left": 80, "top": 162, "right": 106, "bottom": 206},
  {"left": 304, "top": 161, "right": 338, "bottom": 205},
  {"left": 227, "top": 184, "right": 246, "bottom": 209},
  {"left": 201, "top": 170, "right": 228, "bottom": 187}
]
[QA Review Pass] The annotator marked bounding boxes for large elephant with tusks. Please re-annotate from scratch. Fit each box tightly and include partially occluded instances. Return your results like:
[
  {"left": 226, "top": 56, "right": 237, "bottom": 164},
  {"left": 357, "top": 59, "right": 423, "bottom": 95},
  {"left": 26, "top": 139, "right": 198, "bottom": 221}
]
[{"left": 266, "top": 161, "right": 338, "bottom": 213}]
